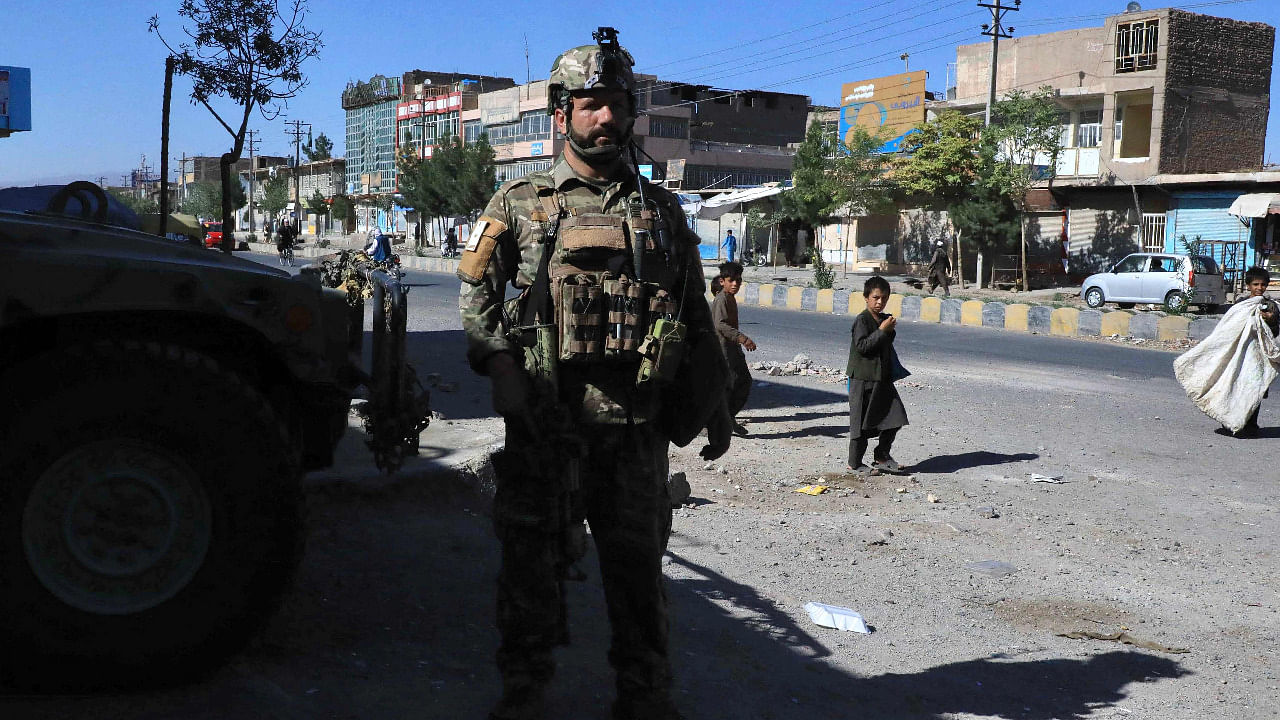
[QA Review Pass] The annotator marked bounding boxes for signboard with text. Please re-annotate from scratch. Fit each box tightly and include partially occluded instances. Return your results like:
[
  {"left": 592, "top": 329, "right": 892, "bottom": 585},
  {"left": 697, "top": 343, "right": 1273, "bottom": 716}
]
[
  {"left": 838, "top": 69, "right": 927, "bottom": 154},
  {"left": 0, "top": 66, "right": 32, "bottom": 136}
]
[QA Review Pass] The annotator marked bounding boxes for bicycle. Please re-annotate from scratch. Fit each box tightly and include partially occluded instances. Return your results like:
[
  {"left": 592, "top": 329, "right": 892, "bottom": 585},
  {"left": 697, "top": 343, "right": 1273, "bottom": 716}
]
[{"left": 277, "top": 244, "right": 294, "bottom": 267}]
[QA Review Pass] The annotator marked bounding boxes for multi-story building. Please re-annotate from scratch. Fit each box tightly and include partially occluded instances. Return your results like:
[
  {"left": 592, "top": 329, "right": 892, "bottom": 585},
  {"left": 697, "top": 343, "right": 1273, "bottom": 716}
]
[
  {"left": 457, "top": 76, "right": 808, "bottom": 190},
  {"left": 243, "top": 158, "right": 345, "bottom": 234},
  {"left": 342, "top": 74, "right": 403, "bottom": 197},
  {"left": 940, "top": 7, "right": 1276, "bottom": 277}
]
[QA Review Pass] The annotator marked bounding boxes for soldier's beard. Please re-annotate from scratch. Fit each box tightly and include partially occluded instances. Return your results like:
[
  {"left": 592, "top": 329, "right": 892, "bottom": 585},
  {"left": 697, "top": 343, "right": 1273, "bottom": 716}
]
[{"left": 565, "top": 118, "right": 634, "bottom": 165}]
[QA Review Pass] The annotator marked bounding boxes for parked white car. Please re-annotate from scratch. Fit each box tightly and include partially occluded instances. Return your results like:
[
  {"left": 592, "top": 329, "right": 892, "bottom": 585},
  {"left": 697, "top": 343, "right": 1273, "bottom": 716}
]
[{"left": 1081, "top": 252, "right": 1224, "bottom": 313}]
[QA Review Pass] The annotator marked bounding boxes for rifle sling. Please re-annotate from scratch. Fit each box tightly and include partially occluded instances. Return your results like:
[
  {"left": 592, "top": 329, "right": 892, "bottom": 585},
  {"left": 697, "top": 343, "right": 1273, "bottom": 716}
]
[{"left": 520, "top": 189, "right": 562, "bottom": 327}]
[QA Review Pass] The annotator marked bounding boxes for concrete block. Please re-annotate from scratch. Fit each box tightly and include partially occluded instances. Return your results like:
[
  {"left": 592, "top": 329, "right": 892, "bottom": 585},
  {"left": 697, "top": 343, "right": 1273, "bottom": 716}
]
[
  {"left": 982, "top": 302, "right": 1005, "bottom": 328},
  {"left": 774, "top": 285, "right": 791, "bottom": 308},
  {"left": 961, "top": 300, "right": 984, "bottom": 327},
  {"left": 1100, "top": 311, "right": 1132, "bottom": 337},
  {"left": 1050, "top": 307, "right": 1080, "bottom": 336},
  {"left": 816, "top": 289, "right": 835, "bottom": 313},
  {"left": 885, "top": 294, "right": 903, "bottom": 318},
  {"left": 899, "top": 295, "right": 922, "bottom": 321},
  {"left": 757, "top": 283, "right": 775, "bottom": 307},
  {"left": 1005, "top": 304, "right": 1030, "bottom": 332},
  {"left": 940, "top": 298, "right": 963, "bottom": 325},
  {"left": 1027, "top": 305, "right": 1052, "bottom": 334},
  {"left": 1129, "top": 312, "right": 1159, "bottom": 339},
  {"left": 800, "top": 287, "right": 818, "bottom": 311},
  {"left": 1078, "top": 309, "right": 1103, "bottom": 336},
  {"left": 1189, "top": 316, "right": 1219, "bottom": 340},
  {"left": 787, "top": 286, "right": 805, "bottom": 309},
  {"left": 1157, "top": 315, "right": 1192, "bottom": 341},
  {"left": 849, "top": 292, "right": 866, "bottom": 316},
  {"left": 742, "top": 283, "right": 760, "bottom": 306},
  {"left": 833, "top": 290, "right": 851, "bottom": 315},
  {"left": 919, "top": 296, "right": 942, "bottom": 323}
]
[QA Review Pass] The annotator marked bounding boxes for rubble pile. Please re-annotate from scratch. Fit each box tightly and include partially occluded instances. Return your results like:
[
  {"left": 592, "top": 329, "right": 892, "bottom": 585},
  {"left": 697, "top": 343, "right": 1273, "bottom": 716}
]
[{"left": 751, "top": 354, "right": 847, "bottom": 384}]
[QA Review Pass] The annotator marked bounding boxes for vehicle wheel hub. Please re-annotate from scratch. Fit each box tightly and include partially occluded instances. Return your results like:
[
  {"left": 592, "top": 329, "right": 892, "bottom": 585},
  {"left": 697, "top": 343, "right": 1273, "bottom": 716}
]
[{"left": 23, "top": 441, "right": 212, "bottom": 615}]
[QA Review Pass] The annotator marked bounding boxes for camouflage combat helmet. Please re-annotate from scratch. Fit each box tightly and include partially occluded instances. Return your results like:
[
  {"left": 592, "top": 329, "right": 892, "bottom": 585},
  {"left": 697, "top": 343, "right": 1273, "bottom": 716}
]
[{"left": 546, "top": 27, "right": 637, "bottom": 115}]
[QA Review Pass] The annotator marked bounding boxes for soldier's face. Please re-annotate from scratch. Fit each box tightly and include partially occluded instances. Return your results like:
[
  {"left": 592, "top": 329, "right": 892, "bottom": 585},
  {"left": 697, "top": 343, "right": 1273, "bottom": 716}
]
[{"left": 556, "top": 89, "right": 634, "bottom": 150}]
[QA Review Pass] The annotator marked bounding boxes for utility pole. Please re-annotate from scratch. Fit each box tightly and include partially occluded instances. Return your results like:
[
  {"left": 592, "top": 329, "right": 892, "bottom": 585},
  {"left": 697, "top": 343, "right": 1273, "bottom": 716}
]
[
  {"left": 246, "top": 130, "right": 260, "bottom": 232},
  {"left": 524, "top": 34, "right": 531, "bottom": 84},
  {"left": 284, "top": 119, "right": 311, "bottom": 234},
  {"left": 900, "top": 53, "right": 909, "bottom": 72},
  {"left": 979, "top": 0, "right": 1018, "bottom": 126},
  {"left": 159, "top": 55, "right": 174, "bottom": 239}
]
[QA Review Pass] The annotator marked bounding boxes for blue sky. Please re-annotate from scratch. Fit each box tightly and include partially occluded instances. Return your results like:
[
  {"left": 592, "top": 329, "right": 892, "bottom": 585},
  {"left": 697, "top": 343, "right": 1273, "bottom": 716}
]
[{"left": 2, "top": 0, "right": 1277, "bottom": 186}]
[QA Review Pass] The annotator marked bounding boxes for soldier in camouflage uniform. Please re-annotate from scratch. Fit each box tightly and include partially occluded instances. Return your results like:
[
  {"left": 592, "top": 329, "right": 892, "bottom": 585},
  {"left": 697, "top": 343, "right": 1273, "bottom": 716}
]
[{"left": 459, "top": 29, "right": 730, "bottom": 720}]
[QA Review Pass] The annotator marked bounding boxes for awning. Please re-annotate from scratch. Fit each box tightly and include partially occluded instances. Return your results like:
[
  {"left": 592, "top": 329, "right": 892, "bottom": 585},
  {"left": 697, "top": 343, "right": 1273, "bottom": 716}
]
[
  {"left": 696, "top": 185, "right": 786, "bottom": 220},
  {"left": 1227, "top": 192, "right": 1280, "bottom": 218}
]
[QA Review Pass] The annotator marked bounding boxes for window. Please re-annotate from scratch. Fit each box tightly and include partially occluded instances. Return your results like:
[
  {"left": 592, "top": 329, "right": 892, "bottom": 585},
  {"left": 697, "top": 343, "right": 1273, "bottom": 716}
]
[
  {"left": 1114, "top": 255, "right": 1146, "bottom": 273},
  {"left": 1076, "top": 110, "right": 1102, "bottom": 148},
  {"left": 1114, "top": 106, "right": 1124, "bottom": 144},
  {"left": 1115, "top": 19, "right": 1158, "bottom": 73},
  {"left": 464, "top": 120, "right": 483, "bottom": 144},
  {"left": 485, "top": 111, "right": 552, "bottom": 146},
  {"left": 648, "top": 116, "right": 688, "bottom": 139},
  {"left": 1057, "top": 112, "right": 1073, "bottom": 148}
]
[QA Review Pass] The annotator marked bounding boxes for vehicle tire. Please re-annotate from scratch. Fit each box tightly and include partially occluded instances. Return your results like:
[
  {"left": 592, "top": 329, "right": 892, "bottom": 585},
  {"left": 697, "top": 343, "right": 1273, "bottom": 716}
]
[
  {"left": 1164, "top": 291, "right": 1188, "bottom": 313},
  {"left": 1118, "top": 302, "right": 1136, "bottom": 309},
  {"left": 1084, "top": 287, "right": 1106, "bottom": 309},
  {"left": 0, "top": 341, "right": 303, "bottom": 689}
]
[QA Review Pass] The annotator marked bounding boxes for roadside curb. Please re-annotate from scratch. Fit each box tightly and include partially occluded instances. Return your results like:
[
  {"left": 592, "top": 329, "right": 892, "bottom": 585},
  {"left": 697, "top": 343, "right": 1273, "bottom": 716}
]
[
  {"left": 248, "top": 244, "right": 1212, "bottom": 343},
  {"left": 735, "top": 280, "right": 1215, "bottom": 343}
]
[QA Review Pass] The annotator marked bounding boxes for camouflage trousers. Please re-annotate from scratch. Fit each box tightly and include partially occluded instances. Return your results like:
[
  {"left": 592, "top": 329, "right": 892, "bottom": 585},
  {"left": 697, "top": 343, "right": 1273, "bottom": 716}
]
[{"left": 493, "top": 421, "right": 673, "bottom": 703}]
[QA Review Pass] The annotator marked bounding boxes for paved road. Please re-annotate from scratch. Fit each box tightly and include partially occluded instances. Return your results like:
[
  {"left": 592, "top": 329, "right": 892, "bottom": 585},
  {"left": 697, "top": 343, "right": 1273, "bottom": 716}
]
[{"left": 16, "top": 254, "right": 1255, "bottom": 719}]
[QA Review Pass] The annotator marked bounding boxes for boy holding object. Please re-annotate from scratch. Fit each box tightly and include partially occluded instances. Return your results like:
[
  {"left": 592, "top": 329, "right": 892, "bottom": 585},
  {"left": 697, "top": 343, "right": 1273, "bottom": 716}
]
[{"left": 847, "top": 276, "right": 909, "bottom": 473}]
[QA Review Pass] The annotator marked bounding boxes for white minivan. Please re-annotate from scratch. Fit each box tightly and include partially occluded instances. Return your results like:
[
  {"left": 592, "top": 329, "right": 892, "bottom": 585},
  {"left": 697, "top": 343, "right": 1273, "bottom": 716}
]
[{"left": 1081, "top": 252, "right": 1224, "bottom": 313}]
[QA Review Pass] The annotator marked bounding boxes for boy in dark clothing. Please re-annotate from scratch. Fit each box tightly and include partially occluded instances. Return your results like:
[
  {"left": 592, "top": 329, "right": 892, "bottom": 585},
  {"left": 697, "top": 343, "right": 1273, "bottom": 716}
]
[
  {"left": 847, "top": 275, "right": 909, "bottom": 472},
  {"left": 1236, "top": 266, "right": 1279, "bottom": 437},
  {"left": 711, "top": 262, "right": 756, "bottom": 436},
  {"left": 927, "top": 239, "right": 951, "bottom": 296}
]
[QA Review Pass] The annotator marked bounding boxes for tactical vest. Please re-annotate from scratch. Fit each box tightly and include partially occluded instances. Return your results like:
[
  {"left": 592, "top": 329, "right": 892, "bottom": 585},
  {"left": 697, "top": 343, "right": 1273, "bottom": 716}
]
[{"left": 527, "top": 175, "right": 681, "bottom": 366}]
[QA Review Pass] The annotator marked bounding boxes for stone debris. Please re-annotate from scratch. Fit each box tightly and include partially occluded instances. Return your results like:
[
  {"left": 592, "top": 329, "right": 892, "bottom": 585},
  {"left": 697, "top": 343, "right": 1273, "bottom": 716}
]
[
  {"left": 667, "top": 472, "right": 692, "bottom": 508},
  {"left": 926, "top": 493, "right": 939, "bottom": 503},
  {"left": 751, "top": 356, "right": 847, "bottom": 384},
  {"left": 977, "top": 506, "right": 999, "bottom": 518}
]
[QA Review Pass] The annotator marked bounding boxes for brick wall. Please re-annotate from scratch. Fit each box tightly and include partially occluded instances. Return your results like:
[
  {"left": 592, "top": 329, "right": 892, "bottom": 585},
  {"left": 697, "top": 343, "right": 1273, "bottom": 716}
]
[{"left": 1159, "top": 10, "right": 1274, "bottom": 174}]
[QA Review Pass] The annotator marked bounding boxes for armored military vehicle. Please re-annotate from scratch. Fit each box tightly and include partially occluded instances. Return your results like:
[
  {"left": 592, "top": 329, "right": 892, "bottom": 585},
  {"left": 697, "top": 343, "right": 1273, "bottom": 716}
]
[{"left": 0, "top": 181, "right": 427, "bottom": 686}]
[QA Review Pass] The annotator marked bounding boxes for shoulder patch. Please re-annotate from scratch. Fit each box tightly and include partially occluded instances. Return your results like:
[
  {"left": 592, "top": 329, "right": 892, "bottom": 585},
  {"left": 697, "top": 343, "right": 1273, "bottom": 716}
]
[{"left": 457, "top": 216, "right": 509, "bottom": 285}]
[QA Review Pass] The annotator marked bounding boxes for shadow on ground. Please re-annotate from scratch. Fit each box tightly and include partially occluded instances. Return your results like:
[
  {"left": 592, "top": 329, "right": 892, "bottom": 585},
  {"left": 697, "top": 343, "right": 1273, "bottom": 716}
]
[
  {"left": 910, "top": 451, "right": 1039, "bottom": 474},
  {"left": 0, "top": 474, "right": 1189, "bottom": 720}
]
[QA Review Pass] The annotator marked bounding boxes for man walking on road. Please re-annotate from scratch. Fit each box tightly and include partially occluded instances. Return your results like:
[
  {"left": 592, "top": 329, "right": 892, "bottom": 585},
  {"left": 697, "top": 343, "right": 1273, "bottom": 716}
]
[
  {"left": 927, "top": 238, "right": 952, "bottom": 296},
  {"left": 721, "top": 228, "right": 738, "bottom": 264},
  {"left": 459, "top": 28, "right": 730, "bottom": 720}
]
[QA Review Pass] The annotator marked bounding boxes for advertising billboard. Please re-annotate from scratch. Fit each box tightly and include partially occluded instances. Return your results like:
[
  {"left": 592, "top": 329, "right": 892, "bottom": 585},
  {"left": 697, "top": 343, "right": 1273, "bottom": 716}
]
[
  {"left": 838, "top": 70, "right": 927, "bottom": 153},
  {"left": 0, "top": 66, "right": 32, "bottom": 137}
]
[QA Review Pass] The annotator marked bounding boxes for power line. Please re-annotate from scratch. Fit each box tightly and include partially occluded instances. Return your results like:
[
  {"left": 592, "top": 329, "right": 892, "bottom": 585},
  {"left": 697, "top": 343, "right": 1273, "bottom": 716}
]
[
  {"left": 638, "top": 7, "right": 866, "bottom": 72},
  {"left": 646, "top": 27, "right": 978, "bottom": 114},
  {"left": 644, "top": 0, "right": 972, "bottom": 94}
]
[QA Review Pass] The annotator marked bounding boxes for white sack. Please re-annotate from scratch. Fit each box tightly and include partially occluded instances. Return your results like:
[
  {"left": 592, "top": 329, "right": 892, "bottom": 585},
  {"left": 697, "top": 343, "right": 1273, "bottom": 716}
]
[{"left": 1173, "top": 297, "right": 1280, "bottom": 431}]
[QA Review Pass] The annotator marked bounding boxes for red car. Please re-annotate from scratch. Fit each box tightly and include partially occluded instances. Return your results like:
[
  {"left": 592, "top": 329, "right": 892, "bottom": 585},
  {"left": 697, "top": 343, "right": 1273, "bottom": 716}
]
[{"left": 202, "top": 220, "right": 223, "bottom": 248}]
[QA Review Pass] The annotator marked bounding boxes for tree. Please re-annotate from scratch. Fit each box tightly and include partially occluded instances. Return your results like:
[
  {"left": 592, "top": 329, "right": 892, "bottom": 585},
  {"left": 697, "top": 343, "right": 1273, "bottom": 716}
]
[
  {"left": 329, "top": 193, "right": 353, "bottom": 234},
  {"left": 150, "top": 0, "right": 322, "bottom": 252},
  {"left": 984, "top": 87, "right": 1064, "bottom": 290},
  {"left": 302, "top": 131, "right": 333, "bottom": 162},
  {"left": 895, "top": 110, "right": 985, "bottom": 204},
  {"left": 259, "top": 174, "right": 290, "bottom": 222},
  {"left": 782, "top": 121, "right": 891, "bottom": 227},
  {"left": 183, "top": 180, "right": 246, "bottom": 221},
  {"left": 305, "top": 189, "right": 329, "bottom": 232},
  {"left": 397, "top": 134, "right": 496, "bottom": 248},
  {"left": 780, "top": 120, "right": 840, "bottom": 228},
  {"left": 110, "top": 190, "right": 160, "bottom": 216}
]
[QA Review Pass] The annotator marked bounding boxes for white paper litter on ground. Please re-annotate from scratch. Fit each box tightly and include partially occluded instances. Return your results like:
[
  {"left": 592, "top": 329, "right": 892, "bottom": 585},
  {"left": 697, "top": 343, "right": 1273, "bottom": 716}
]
[
  {"left": 1174, "top": 297, "right": 1280, "bottom": 432},
  {"left": 1030, "top": 473, "right": 1066, "bottom": 483},
  {"left": 803, "top": 602, "right": 870, "bottom": 633}
]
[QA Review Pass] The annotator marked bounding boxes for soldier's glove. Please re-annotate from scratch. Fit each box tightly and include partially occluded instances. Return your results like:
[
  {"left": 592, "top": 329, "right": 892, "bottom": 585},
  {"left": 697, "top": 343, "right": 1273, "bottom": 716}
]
[
  {"left": 699, "top": 400, "right": 732, "bottom": 462},
  {"left": 487, "top": 354, "right": 530, "bottom": 420}
]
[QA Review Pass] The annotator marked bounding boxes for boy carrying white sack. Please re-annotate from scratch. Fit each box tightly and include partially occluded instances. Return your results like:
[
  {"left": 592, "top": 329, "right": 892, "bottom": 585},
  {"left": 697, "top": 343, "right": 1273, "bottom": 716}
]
[{"left": 1174, "top": 266, "right": 1280, "bottom": 437}]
